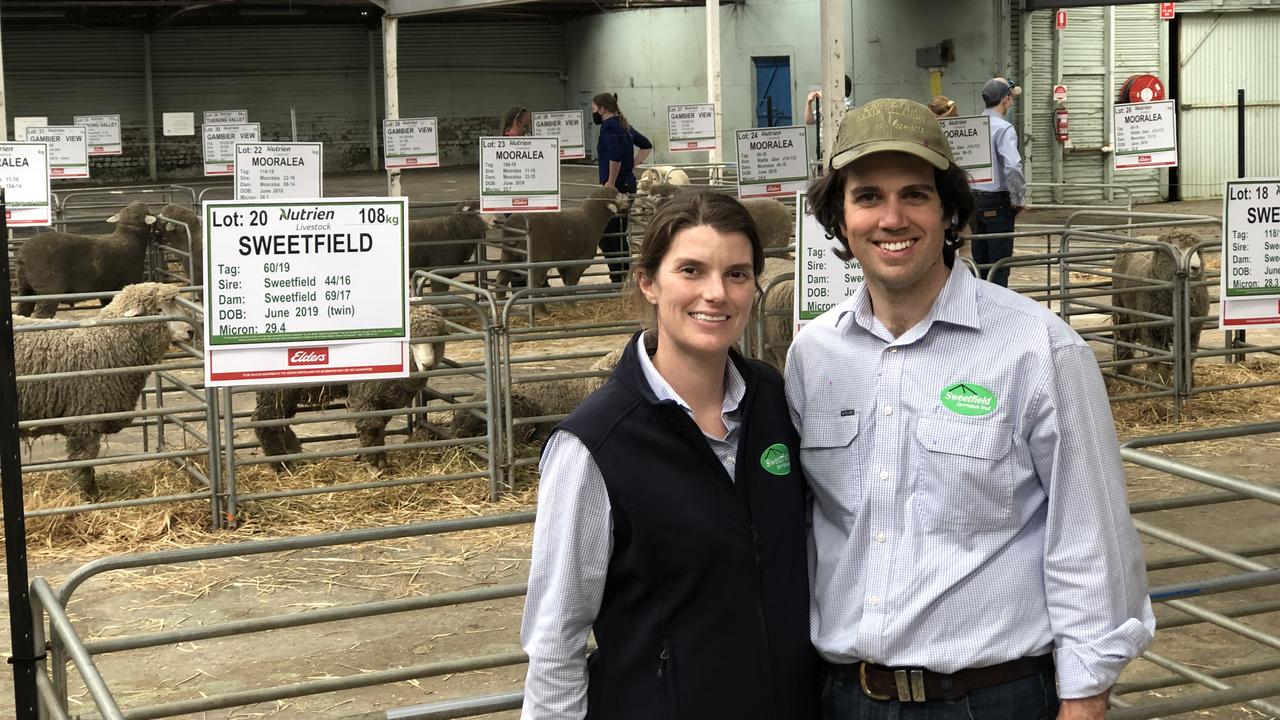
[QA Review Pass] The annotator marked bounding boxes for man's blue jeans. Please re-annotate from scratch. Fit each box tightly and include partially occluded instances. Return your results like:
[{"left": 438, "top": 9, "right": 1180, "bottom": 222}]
[
  {"left": 822, "top": 662, "right": 1060, "bottom": 720},
  {"left": 970, "top": 191, "right": 1016, "bottom": 288}
]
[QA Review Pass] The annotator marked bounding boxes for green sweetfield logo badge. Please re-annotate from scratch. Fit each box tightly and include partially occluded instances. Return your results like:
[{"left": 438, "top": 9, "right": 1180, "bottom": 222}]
[
  {"left": 940, "top": 382, "right": 997, "bottom": 416},
  {"left": 760, "top": 443, "right": 791, "bottom": 476}
]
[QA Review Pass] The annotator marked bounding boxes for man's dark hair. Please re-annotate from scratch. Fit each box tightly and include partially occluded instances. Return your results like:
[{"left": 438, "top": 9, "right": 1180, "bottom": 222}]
[
  {"left": 984, "top": 97, "right": 1001, "bottom": 109},
  {"left": 806, "top": 160, "right": 974, "bottom": 267}
]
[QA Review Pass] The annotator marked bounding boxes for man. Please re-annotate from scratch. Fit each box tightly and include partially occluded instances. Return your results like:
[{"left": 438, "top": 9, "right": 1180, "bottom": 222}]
[
  {"left": 805, "top": 75, "right": 854, "bottom": 125},
  {"left": 971, "top": 77, "right": 1025, "bottom": 288},
  {"left": 787, "top": 98, "right": 1154, "bottom": 720}
]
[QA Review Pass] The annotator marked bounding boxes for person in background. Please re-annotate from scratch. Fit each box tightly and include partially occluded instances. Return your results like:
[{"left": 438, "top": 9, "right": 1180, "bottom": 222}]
[
  {"left": 501, "top": 105, "right": 530, "bottom": 136},
  {"left": 521, "top": 192, "right": 819, "bottom": 720},
  {"left": 592, "top": 92, "right": 652, "bottom": 284},
  {"left": 971, "top": 76, "right": 1025, "bottom": 288},
  {"left": 928, "top": 95, "right": 958, "bottom": 119},
  {"left": 805, "top": 74, "right": 854, "bottom": 125}
]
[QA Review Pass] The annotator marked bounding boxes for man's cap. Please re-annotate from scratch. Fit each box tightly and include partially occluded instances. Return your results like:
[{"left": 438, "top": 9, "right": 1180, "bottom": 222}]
[
  {"left": 829, "top": 98, "right": 954, "bottom": 172},
  {"left": 981, "top": 77, "right": 1021, "bottom": 104}
]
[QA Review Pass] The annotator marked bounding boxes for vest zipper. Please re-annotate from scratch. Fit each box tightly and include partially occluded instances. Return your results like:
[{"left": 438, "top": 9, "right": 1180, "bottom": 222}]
[{"left": 657, "top": 645, "right": 670, "bottom": 680}]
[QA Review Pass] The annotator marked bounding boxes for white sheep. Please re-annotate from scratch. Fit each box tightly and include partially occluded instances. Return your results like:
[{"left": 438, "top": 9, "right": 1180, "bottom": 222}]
[
  {"left": 632, "top": 184, "right": 794, "bottom": 250},
  {"left": 637, "top": 165, "right": 691, "bottom": 195},
  {"left": 252, "top": 305, "right": 448, "bottom": 471},
  {"left": 756, "top": 257, "right": 795, "bottom": 370},
  {"left": 496, "top": 187, "right": 628, "bottom": 291},
  {"left": 15, "top": 202, "right": 158, "bottom": 317},
  {"left": 14, "top": 282, "right": 196, "bottom": 497},
  {"left": 409, "top": 200, "right": 495, "bottom": 292},
  {"left": 156, "top": 204, "right": 204, "bottom": 287}
]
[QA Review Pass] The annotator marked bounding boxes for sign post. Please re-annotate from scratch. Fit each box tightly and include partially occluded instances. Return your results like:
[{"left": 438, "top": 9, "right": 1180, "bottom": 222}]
[
  {"left": 1220, "top": 179, "right": 1280, "bottom": 329},
  {"left": 235, "top": 143, "right": 324, "bottom": 200},
  {"left": 1160, "top": 3, "right": 1175, "bottom": 20},
  {"left": 735, "top": 126, "right": 809, "bottom": 199},
  {"left": 382, "top": 117, "right": 440, "bottom": 169},
  {"left": 1052, "top": 85, "right": 1068, "bottom": 103},
  {"left": 1055, "top": 9, "right": 1068, "bottom": 29},
  {"left": 532, "top": 111, "right": 586, "bottom": 161},
  {"left": 479, "top": 136, "right": 561, "bottom": 213},
  {"left": 1113, "top": 100, "right": 1178, "bottom": 171},
  {"left": 203, "top": 197, "right": 411, "bottom": 386},
  {"left": 938, "top": 115, "right": 994, "bottom": 184},
  {"left": 73, "top": 114, "right": 122, "bottom": 156},
  {"left": 24, "top": 126, "right": 88, "bottom": 179},
  {"left": 203, "top": 123, "right": 261, "bottom": 176},
  {"left": 668, "top": 103, "right": 718, "bottom": 153},
  {"left": 793, "top": 193, "right": 864, "bottom": 332},
  {"left": 0, "top": 144, "right": 52, "bottom": 226}
]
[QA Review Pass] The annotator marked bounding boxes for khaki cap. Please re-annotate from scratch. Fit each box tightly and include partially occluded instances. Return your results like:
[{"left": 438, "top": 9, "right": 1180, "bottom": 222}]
[{"left": 829, "top": 98, "right": 954, "bottom": 172}]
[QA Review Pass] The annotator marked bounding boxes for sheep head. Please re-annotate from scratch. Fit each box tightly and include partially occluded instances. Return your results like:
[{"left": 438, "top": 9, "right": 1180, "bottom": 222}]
[
  {"left": 1159, "top": 228, "right": 1206, "bottom": 278},
  {"left": 408, "top": 304, "right": 447, "bottom": 371},
  {"left": 107, "top": 201, "right": 158, "bottom": 229},
  {"left": 455, "top": 199, "right": 497, "bottom": 230},
  {"left": 588, "top": 186, "right": 630, "bottom": 215},
  {"left": 158, "top": 204, "right": 202, "bottom": 247},
  {"left": 103, "top": 282, "right": 197, "bottom": 343}
]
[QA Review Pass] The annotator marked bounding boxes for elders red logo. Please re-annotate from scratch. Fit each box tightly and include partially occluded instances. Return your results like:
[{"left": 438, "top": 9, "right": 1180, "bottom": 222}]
[
  {"left": 288, "top": 347, "right": 329, "bottom": 366},
  {"left": 686, "top": 141, "right": 699, "bottom": 148},
  {"left": 766, "top": 184, "right": 782, "bottom": 193},
  {"left": 512, "top": 198, "right": 529, "bottom": 207},
  {"left": 1138, "top": 155, "right": 1152, "bottom": 163}
]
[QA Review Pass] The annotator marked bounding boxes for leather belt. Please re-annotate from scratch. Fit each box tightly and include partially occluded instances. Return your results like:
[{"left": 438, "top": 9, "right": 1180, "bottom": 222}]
[{"left": 832, "top": 654, "right": 1053, "bottom": 703}]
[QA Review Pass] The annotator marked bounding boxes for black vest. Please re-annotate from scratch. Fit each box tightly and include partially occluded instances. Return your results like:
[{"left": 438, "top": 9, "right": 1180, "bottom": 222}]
[{"left": 557, "top": 335, "right": 819, "bottom": 720}]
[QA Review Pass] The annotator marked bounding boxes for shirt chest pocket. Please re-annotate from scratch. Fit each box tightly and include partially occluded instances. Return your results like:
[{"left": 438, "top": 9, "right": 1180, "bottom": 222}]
[
  {"left": 913, "top": 416, "right": 1015, "bottom": 531},
  {"left": 800, "top": 410, "right": 862, "bottom": 518}
]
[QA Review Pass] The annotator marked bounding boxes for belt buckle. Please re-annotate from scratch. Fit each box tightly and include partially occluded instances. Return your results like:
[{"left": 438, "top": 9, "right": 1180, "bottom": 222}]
[{"left": 858, "top": 662, "right": 892, "bottom": 701}]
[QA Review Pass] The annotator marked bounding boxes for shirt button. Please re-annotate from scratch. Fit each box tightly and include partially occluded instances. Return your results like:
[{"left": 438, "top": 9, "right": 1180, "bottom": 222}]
[
  {"left": 879, "top": 469, "right": 889, "bottom": 481},
  {"left": 890, "top": 348, "right": 898, "bottom": 353},
  {"left": 883, "top": 406, "right": 893, "bottom": 416},
  {"left": 875, "top": 531, "right": 887, "bottom": 543},
  {"left": 869, "top": 596, "right": 881, "bottom": 607}
]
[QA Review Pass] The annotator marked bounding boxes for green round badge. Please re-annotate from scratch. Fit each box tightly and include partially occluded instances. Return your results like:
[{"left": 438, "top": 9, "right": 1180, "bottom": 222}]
[
  {"left": 940, "top": 382, "right": 997, "bottom": 416},
  {"left": 760, "top": 443, "right": 791, "bottom": 476}
]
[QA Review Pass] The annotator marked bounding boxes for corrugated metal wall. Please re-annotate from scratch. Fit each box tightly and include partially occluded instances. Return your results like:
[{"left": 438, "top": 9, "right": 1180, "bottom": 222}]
[
  {"left": 1114, "top": 5, "right": 1163, "bottom": 201},
  {"left": 3, "top": 28, "right": 148, "bottom": 127},
  {"left": 1177, "top": 11, "right": 1280, "bottom": 199}
]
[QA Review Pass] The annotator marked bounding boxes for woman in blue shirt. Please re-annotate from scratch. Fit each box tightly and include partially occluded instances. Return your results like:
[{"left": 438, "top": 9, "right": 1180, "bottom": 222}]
[{"left": 592, "top": 92, "right": 651, "bottom": 284}]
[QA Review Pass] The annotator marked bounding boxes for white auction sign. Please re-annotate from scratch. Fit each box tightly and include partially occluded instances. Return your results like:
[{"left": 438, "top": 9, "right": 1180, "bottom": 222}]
[
  {"left": 235, "top": 143, "right": 324, "bottom": 200},
  {"left": 203, "top": 123, "right": 261, "bottom": 176},
  {"left": 204, "top": 109, "right": 249, "bottom": 125},
  {"left": 203, "top": 197, "right": 410, "bottom": 356},
  {"left": 0, "top": 143, "right": 52, "bottom": 226},
  {"left": 939, "top": 115, "right": 994, "bottom": 184},
  {"left": 1220, "top": 179, "right": 1280, "bottom": 329},
  {"left": 74, "top": 114, "right": 123, "bottom": 156},
  {"left": 163, "top": 112, "right": 195, "bottom": 136},
  {"left": 479, "top": 136, "right": 561, "bottom": 213},
  {"left": 668, "top": 103, "right": 717, "bottom": 152},
  {"left": 24, "top": 126, "right": 89, "bottom": 179},
  {"left": 383, "top": 117, "right": 439, "bottom": 169},
  {"left": 735, "top": 126, "right": 809, "bottom": 199},
  {"left": 532, "top": 110, "right": 586, "bottom": 160},
  {"left": 793, "top": 193, "right": 864, "bottom": 331},
  {"left": 14, "top": 117, "right": 48, "bottom": 142},
  {"left": 207, "top": 341, "right": 409, "bottom": 387},
  {"left": 1113, "top": 100, "right": 1178, "bottom": 170}
]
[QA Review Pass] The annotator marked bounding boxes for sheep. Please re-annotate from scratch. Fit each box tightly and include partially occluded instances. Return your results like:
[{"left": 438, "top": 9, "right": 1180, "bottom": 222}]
[
  {"left": 15, "top": 201, "right": 158, "bottom": 317},
  {"left": 1111, "top": 229, "right": 1210, "bottom": 384},
  {"left": 636, "top": 165, "right": 691, "bottom": 195},
  {"left": 156, "top": 204, "right": 204, "bottom": 287},
  {"left": 408, "top": 200, "right": 495, "bottom": 292},
  {"left": 252, "top": 305, "right": 448, "bottom": 471},
  {"left": 756, "top": 257, "right": 795, "bottom": 370},
  {"left": 632, "top": 184, "right": 794, "bottom": 250},
  {"left": 13, "top": 282, "right": 196, "bottom": 498},
  {"left": 496, "top": 187, "right": 628, "bottom": 292},
  {"left": 452, "top": 341, "right": 628, "bottom": 444}
]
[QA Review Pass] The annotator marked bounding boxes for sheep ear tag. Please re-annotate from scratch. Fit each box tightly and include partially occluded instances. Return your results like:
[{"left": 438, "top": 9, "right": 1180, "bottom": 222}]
[
  {"left": 759, "top": 443, "right": 791, "bottom": 476},
  {"left": 107, "top": 214, "right": 120, "bottom": 223},
  {"left": 144, "top": 215, "right": 157, "bottom": 225},
  {"left": 939, "top": 382, "right": 997, "bottom": 417}
]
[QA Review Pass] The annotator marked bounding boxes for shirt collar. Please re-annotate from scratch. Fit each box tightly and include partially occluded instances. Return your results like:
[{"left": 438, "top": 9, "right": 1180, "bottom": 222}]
[
  {"left": 838, "top": 261, "right": 980, "bottom": 340},
  {"left": 635, "top": 331, "right": 746, "bottom": 417}
]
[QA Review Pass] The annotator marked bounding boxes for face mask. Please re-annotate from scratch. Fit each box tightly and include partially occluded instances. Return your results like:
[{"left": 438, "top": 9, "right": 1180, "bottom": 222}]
[{"left": 592, "top": 112, "right": 603, "bottom": 126}]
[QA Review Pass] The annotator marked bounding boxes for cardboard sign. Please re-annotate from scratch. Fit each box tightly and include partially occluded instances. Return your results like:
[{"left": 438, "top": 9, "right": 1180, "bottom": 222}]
[
  {"left": 0, "top": 143, "right": 52, "bottom": 226},
  {"left": 24, "top": 126, "right": 89, "bottom": 179},
  {"left": 163, "top": 112, "right": 195, "bottom": 137},
  {"left": 939, "top": 115, "right": 994, "bottom": 184},
  {"left": 1113, "top": 100, "right": 1177, "bottom": 170},
  {"left": 668, "top": 103, "right": 717, "bottom": 152},
  {"left": 235, "top": 143, "right": 324, "bottom": 200},
  {"left": 479, "top": 136, "right": 561, "bottom": 213},
  {"left": 13, "top": 117, "right": 48, "bottom": 142},
  {"left": 383, "top": 117, "right": 439, "bottom": 169},
  {"left": 203, "top": 123, "right": 261, "bottom": 176},
  {"left": 735, "top": 126, "right": 809, "bottom": 199},
  {"left": 794, "top": 193, "right": 863, "bottom": 330},
  {"left": 74, "top": 114, "right": 123, "bottom": 156},
  {"left": 532, "top": 110, "right": 586, "bottom": 160}
]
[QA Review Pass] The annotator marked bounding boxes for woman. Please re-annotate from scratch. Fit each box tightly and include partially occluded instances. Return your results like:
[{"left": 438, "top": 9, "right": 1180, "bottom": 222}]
[
  {"left": 520, "top": 192, "right": 818, "bottom": 720},
  {"left": 591, "top": 92, "right": 652, "bottom": 284},
  {"left": 928, "top": 94, "right": 959, "bottom": 118},
  {"left": 500, "top": 105, "right": 530, "bottom": 136}
]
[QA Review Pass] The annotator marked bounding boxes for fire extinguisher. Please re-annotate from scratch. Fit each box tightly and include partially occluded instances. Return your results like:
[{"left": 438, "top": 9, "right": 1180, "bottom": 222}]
[{"left": 1054, "top": 105, "right": 1070, "bottom": 143}]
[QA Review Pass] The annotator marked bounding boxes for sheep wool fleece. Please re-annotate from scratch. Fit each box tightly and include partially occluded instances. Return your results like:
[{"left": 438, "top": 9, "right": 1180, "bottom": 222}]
[{"left": 556, "top": 335, "right": 819, "bottom": 720}]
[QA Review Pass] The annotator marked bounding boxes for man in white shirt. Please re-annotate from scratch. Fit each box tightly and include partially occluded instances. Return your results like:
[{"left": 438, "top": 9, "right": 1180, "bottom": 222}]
[
  {"left": 970, "top": 77, "right": 1026, "bottom": 288},
  {"left": 788, "top": 97, "right": 1154, "bottom": 720}
]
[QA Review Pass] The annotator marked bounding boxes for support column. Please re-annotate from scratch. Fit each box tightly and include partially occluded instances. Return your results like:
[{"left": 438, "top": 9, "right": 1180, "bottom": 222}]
[
  {"left": 383, "top": 16, "right": 401, "bottom": 197},
  {"left": 368, "top": 30, "right": 380, "bottom": 173},
  {"left": 819, "top": 0, "right": 846, "bottom": 163},
  {"left": 1103, "top": 5, "right": 1115, "bottom": 202},
  {"left": 145, "top": 33, "right": 158, "bottom": 182},
  {"left": 706, "top": 0, "right": 722, "bottom": 164}
]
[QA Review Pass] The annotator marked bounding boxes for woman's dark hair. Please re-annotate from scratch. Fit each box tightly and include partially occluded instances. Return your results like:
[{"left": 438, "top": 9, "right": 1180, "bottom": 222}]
[
  {"left": 629, "top": 192, "right": 766, "bottom": 322},
  {"left": 805, "top": 159, "right": 974, "bottom": 267},
  {"left": 592, "top": 92, "right": 630, "bottom": 131},
  {"left": 499, "top": 105, "right": 527, "bottom": 134}
]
